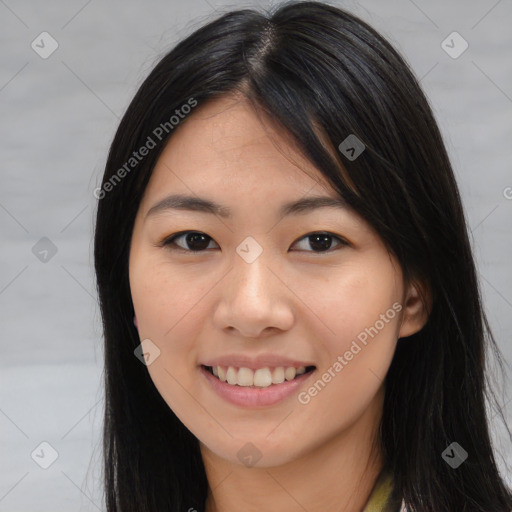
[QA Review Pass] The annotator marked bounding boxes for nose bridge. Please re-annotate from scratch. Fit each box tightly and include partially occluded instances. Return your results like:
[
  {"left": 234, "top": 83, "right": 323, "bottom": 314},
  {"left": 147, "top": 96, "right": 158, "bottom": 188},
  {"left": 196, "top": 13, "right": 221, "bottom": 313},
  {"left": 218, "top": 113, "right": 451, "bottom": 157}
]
[
  {"left": 214, "top": 241, "right": 294, "bottom": 337},
  {"left": 230, "top": 245, "right": 276, "bottom": 304}
]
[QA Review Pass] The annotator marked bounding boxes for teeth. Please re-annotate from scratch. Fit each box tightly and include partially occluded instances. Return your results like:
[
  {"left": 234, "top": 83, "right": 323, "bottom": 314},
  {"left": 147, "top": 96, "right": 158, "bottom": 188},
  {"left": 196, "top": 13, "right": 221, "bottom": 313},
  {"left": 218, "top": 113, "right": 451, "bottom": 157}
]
[
  {"left": 237, "top": 367, "right": 254, "bottom": 386},
  {"left": 284, "top": 367, "right": 296, "bottom": 381},
  {"left": 271, "top": 366, "right": 285, "bottom": 384},
  {"left": 253, "top": 368, "right": 272, "bottom": 387},
  {"left": 226, "top": 366, "right": 238, "bottom": 385},
  {"left": 212, "top": 365, "right": 310, "bottom": 387}
]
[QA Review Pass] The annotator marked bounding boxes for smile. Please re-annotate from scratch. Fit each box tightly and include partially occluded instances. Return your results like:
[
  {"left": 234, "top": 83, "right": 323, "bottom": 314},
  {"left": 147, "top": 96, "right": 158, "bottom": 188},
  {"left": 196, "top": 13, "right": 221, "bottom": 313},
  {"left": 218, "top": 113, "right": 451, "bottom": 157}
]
[
  {"left": 204, "top": 364, "right": 316, "bottom": 388},
  {"left": 200, "top": 364, "right": 317, "bottom": 408}
]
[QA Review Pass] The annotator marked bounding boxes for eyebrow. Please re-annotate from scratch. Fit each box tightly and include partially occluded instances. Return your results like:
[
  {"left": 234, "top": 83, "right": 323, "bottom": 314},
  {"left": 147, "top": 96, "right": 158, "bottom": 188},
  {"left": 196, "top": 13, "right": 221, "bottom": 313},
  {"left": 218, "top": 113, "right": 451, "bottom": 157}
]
[{"left": 145, "top": 193, "right": 348, "bottom": 220}]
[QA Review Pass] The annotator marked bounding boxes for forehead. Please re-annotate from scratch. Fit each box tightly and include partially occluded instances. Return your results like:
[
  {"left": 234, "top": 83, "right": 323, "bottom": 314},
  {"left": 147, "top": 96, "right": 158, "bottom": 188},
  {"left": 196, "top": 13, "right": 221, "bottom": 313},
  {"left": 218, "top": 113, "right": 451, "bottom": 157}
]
[{"left": 141, "top": 94, "right": 338, "bottom": 205}]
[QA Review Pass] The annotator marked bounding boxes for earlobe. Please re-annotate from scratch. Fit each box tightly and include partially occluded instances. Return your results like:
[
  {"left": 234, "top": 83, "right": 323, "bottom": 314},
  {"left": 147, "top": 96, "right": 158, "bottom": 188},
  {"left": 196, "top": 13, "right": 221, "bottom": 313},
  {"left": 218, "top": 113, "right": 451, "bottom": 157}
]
[{"left": 398, "top": 279, "right": 432, "bottom": 339}]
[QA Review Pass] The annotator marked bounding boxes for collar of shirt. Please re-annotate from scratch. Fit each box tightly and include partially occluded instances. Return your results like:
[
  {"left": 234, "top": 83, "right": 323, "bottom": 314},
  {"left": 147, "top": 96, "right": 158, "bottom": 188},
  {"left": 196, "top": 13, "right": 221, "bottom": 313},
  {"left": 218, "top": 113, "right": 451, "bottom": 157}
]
[{"left": 362, "top": 468, "right": 406, "bottom": 512}]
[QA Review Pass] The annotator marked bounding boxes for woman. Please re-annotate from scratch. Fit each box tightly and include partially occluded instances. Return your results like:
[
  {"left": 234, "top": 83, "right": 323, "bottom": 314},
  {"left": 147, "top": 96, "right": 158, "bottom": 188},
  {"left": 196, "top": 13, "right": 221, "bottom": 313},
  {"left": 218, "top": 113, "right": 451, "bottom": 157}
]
[{"left": 93, "top": 1, "right": 512, "bottom": 510}]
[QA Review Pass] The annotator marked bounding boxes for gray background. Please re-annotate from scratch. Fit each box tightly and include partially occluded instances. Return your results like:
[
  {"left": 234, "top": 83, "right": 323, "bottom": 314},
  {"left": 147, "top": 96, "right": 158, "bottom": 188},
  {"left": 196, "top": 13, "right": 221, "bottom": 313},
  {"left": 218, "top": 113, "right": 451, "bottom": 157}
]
[{"left": 1, "top": 0, "right": 511, "bottom": 510}]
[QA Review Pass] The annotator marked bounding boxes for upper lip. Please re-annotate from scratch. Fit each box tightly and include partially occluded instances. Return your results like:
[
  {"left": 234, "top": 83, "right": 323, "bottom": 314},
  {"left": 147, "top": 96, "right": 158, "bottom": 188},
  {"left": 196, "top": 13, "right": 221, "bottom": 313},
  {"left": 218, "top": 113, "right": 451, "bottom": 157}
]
[{"left": 201, "top": 354, "right": 316, "bottom": 370}]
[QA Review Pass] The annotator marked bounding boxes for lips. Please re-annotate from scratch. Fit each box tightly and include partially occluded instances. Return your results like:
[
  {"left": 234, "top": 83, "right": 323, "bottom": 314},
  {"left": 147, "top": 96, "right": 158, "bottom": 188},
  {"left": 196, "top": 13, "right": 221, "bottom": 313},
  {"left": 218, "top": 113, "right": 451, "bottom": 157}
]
[{"left": 200, "top": 364, "right": 317, "bottom": 407}]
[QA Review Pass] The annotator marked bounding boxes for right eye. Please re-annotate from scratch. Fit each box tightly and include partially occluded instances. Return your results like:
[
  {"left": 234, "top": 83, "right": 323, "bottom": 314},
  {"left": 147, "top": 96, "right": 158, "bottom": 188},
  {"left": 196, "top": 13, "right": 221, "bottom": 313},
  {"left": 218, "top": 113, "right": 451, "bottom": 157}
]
[{"left": 161, "top": 231, "right": 219, "bottom": 253}]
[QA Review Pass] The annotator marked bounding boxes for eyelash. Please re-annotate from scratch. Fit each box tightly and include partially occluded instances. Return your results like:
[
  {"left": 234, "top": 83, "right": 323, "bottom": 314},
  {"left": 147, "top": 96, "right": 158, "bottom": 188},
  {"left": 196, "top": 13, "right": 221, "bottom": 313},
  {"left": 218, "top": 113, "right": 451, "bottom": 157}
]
[{"left": 160, "top": 230, "right": 349, "bottom": 254}]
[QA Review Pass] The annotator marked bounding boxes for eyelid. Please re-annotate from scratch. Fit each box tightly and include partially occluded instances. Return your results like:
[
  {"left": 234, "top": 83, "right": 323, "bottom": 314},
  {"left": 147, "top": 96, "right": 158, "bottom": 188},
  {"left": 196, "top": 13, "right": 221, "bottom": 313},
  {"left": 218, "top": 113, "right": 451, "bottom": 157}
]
[{"left": 159, "top": 230, "right": 350, "bottom": 253}]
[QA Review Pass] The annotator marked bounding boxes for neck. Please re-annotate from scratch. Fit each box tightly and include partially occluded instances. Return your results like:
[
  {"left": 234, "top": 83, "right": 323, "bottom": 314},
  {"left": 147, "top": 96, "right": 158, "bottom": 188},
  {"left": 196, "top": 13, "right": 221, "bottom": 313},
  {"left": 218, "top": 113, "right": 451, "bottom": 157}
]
[{"left": 202, "top": 388, "right": 385, "bottom": 512}]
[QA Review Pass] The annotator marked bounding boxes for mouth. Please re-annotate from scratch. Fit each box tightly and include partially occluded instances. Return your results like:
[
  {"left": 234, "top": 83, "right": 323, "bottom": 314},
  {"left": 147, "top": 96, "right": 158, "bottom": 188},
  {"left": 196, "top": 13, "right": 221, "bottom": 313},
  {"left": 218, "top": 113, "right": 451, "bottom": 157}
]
[{"left": 201, "top": 364, "right": 316, "bottom": 388}]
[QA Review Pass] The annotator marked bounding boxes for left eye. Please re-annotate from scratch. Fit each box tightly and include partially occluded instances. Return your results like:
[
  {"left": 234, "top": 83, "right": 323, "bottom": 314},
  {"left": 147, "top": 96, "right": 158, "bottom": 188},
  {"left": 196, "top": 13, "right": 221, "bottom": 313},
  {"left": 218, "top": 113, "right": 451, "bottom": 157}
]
[
  {"left": 161, "top": 231, "right": 347, "bottom": 254},
  {"left": 293, "top": 232, "right": 347, "bottom": 252}
]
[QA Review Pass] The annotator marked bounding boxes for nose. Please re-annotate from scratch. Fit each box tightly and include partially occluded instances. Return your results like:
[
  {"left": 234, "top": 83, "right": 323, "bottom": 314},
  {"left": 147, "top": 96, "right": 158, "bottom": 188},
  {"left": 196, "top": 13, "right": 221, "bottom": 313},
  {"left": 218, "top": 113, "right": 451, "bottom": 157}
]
[{"left": 212, "top": 253, "right": 295, "bottom": 339}]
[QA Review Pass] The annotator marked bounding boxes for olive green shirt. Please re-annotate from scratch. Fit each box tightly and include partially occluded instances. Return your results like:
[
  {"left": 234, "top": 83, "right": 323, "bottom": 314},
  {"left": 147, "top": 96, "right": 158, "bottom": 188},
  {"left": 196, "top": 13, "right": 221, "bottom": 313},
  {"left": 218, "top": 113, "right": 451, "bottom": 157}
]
[{"left": 362, "top": 469, "right": 404, "bottom": 512}]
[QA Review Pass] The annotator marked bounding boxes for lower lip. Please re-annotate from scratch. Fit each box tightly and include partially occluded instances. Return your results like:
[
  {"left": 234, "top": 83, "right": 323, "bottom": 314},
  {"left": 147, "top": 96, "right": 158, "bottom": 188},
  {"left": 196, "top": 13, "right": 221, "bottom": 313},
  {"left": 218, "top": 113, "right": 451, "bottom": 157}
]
[{"left": 200, "top": 365, "right": 316, "bottom": 408}]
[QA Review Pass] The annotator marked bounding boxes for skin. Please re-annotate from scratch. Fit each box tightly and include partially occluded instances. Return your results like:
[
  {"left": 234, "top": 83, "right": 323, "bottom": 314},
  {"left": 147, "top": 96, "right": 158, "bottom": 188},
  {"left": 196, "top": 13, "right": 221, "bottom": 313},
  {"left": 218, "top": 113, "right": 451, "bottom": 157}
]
[{"left": 128, "top": 93, "right": 430, "bottom": 512}]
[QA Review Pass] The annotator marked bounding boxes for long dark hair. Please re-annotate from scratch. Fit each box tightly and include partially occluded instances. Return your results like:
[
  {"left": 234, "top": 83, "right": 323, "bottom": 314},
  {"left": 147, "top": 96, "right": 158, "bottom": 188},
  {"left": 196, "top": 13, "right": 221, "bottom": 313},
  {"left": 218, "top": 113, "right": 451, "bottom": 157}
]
[{"left": 93, "top": 1, "right": 512, "bottom": 510}]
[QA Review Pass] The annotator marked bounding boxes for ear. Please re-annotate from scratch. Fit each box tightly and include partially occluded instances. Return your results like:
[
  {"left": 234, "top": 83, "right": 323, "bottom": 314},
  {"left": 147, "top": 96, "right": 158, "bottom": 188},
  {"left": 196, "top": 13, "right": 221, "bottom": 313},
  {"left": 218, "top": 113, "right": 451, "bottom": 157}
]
[
  {"left": 398, "top": 278, "right": 432, "bottom": 338},
  {"left": 133, "top": 314, "right": 138, "bottom": 329}
]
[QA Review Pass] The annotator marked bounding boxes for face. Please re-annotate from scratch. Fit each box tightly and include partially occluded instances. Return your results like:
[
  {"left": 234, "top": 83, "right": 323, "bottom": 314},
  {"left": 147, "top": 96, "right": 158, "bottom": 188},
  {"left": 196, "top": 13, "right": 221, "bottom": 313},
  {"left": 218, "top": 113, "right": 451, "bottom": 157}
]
[{"left": 128, "top": 93, "right": 426, "bottom": 469}]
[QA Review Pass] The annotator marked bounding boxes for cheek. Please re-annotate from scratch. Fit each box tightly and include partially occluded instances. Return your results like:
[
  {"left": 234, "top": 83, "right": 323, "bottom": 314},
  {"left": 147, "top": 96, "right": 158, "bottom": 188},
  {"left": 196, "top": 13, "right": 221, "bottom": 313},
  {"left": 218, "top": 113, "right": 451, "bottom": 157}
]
[
  {"left": 130, "top": 257, "right": 222, "bottom": 402},
  {"left": 131, "top": 257, "right": 209, "bottom": 339},
  {"left": 130, "top": 260, "right": 207, "bottom": 412},
  {"left": 298, "top": 259, "right": 402, "bottom": 409},
  {"left": 302, "top": 260, "right": 401, "bottom": 347}
]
